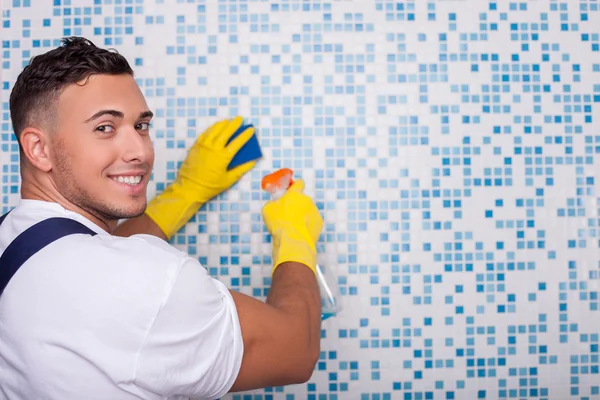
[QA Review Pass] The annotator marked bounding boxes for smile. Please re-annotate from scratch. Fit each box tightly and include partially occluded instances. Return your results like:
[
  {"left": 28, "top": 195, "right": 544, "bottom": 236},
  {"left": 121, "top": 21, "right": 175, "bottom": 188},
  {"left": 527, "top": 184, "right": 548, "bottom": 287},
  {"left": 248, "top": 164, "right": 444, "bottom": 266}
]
[{"left": 110, "top": 175, "right": 143, "bottom": 185}]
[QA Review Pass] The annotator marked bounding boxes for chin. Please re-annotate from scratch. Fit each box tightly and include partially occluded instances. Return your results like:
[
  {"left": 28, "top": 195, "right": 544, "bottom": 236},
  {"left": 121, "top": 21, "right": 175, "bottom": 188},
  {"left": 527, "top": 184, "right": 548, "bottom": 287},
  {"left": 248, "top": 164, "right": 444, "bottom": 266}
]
[
  {"left": 124, "top": 200, "right": 148, "bottom": 219},
  {"left": 100, "top": 198, "right": 147, "bottom": 220}
]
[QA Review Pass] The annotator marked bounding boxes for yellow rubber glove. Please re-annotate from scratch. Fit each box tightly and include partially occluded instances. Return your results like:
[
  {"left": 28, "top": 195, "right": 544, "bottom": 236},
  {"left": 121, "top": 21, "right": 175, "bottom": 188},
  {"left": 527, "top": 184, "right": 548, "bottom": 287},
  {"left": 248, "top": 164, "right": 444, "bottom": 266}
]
[
  {"left": 261, "top": 179, "right": 324, "bottom": 275},
  {"left": 146, "top": 117, "right": 258, "bottom": 240}
]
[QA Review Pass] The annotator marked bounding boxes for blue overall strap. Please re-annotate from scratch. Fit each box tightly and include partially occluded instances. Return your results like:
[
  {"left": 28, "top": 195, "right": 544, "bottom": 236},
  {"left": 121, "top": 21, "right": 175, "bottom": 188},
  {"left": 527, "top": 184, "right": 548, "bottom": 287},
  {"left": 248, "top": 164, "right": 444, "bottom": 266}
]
[
  {"left": 0, "top": 216, "right": 97, "bottom": 296},
  {"left": 0, "top": 212, "right": 9, "bottom": 225}
]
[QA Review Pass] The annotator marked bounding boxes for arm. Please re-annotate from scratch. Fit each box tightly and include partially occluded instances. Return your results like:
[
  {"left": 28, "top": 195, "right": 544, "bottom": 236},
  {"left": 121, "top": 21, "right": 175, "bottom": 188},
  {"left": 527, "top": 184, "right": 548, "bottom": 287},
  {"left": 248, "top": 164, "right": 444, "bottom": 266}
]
[
  {"left": 228, "top": 261, "right": 321, "bottom": 390},
  {"left": 228, "top": 178, "right": 325, "bottom": 390},
  {"left": 130, "top": 196, "right": 324, "bottom": 391}
]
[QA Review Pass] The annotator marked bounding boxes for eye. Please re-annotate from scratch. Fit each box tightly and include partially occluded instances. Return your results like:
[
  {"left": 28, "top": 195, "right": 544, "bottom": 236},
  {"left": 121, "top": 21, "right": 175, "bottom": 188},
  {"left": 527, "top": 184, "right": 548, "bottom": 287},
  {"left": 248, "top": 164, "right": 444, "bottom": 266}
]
[
  {"left": 135, "top": 122, "right": 152, "bottom": 131},
  {"left": 95, "top": 125, "right": 115, "bottom": 134}
]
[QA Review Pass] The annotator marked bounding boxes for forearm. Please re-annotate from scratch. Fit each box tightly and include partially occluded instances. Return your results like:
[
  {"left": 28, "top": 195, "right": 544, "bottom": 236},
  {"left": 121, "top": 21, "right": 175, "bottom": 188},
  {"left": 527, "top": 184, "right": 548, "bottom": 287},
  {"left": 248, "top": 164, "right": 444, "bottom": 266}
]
[
  {"left": 266, "top": 262, "right": 322, "bottom": 369},
  {"left": 112, "top": 212, "right": 168, "bottom": 240},
  {"left": 228, "top": 261, "right": 322, "bottom": 391}
]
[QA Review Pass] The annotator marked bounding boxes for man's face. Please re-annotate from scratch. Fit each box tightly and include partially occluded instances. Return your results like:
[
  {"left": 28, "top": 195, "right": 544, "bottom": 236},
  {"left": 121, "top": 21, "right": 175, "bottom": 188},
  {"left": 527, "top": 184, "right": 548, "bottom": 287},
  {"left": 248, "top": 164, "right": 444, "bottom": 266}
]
[{"left": 49, "top": 74, "right": 155, "bottom": 222}]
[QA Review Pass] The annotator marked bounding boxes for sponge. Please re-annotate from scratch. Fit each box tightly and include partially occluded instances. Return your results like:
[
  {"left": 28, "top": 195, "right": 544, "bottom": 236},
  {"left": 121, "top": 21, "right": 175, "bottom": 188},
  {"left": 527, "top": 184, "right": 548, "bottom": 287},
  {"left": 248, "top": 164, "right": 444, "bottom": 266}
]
[{"left": 226, "top": 123, "right": 263, "bottom": 170}]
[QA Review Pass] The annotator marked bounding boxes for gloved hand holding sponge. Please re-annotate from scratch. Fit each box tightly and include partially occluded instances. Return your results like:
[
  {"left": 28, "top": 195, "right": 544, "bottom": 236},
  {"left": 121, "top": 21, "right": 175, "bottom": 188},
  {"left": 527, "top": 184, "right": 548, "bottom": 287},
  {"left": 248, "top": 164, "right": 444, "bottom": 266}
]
[
  {"left": 145, "top": 116, "right": 323, "bottom": 276},
  {"left": 145, "top": 117, "right": 259, "bottom": 240}
]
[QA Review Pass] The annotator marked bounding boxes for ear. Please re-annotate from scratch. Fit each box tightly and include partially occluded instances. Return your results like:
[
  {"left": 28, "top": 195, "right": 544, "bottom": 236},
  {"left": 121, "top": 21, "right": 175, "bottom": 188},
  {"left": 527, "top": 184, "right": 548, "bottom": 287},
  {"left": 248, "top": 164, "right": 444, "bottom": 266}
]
[{"left": 20, "top": 127, "right": 53, "bottom": 172}]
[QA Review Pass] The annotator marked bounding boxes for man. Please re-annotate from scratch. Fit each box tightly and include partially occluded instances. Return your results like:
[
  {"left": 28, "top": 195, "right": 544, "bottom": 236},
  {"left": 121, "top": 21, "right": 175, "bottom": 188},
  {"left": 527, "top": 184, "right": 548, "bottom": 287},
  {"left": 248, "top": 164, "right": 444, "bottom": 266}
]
[{"left": 0, "top": 36, "right": 323, "bottom": 399}]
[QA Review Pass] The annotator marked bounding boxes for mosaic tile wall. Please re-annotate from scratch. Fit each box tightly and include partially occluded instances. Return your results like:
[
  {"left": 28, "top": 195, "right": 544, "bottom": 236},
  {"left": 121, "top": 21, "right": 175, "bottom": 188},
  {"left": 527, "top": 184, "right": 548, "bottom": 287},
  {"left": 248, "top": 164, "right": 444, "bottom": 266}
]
[{"left": 2, "top": 0, "right": 600, "bottom": 399}]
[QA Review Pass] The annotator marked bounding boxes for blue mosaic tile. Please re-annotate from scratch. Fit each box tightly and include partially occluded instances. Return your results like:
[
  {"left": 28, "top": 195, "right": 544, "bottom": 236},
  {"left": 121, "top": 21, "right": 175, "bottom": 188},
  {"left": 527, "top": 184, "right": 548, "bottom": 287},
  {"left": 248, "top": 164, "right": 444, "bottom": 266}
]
[{"left": 1, "top": 0, "right": 600, "bottom": 398}]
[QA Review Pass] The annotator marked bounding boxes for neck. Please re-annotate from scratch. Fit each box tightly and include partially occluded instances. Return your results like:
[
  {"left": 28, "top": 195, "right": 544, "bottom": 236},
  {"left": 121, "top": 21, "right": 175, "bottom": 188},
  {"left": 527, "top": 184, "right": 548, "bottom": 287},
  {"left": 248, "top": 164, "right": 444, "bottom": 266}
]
[{"left": 20, "top": 175, "right": 115, "bottom": 233}]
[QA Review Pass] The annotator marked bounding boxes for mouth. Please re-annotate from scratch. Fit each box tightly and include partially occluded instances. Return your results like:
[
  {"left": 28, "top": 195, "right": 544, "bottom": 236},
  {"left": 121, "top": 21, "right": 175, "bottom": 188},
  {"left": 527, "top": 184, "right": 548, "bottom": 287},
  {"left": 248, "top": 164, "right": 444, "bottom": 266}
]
[
  {"left": 109, "top": 174, "right": 144, "bottom": 186},
  {"left": 107, "top": 173, "right": 148, "bottom": 195}
]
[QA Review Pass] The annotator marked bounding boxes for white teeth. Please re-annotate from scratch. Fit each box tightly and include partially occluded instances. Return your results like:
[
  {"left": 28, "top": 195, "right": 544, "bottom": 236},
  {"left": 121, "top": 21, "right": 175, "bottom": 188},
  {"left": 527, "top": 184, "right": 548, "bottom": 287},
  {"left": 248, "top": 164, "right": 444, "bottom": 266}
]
[{"left": 112, "top": 175, "right": 142, "bottom": 185}]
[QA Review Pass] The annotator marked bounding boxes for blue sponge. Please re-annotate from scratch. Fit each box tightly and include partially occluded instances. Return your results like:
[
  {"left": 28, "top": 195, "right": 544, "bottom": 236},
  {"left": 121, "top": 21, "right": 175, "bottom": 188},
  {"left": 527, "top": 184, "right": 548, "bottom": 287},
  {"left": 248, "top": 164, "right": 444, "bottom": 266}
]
[{"left": 225, "top": 123, "right": 262, "bottom": 170}]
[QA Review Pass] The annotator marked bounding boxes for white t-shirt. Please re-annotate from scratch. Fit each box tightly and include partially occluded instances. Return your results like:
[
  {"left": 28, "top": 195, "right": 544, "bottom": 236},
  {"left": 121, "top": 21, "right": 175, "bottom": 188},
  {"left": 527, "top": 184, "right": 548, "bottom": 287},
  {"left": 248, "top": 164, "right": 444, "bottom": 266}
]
[{"left": 0, "top": 200, "right": 243, "bottom": 400}]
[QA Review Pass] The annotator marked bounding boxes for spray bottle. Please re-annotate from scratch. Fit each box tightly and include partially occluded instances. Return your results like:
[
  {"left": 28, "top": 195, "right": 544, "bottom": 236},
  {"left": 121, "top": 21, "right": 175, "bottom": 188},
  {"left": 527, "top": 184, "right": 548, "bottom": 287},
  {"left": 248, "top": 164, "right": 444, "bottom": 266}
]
[{"left": 261, "top": 168, "right": 342, "bottom": 320}]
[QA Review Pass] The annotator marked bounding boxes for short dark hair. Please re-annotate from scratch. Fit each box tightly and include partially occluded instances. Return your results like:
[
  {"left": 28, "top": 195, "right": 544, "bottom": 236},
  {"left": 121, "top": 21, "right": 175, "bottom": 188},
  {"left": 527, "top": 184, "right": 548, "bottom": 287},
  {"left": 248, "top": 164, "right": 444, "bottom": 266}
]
[{"left": 9, "top": 36, "right": 134, "bottom": 142}]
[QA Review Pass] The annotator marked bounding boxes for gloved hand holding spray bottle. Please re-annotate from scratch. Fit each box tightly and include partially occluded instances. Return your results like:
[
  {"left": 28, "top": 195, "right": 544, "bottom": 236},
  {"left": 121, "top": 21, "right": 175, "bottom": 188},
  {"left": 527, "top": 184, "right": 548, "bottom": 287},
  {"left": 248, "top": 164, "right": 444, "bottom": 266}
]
[{"left": 261, "top": 168, "right": 342, "bottom": 320}]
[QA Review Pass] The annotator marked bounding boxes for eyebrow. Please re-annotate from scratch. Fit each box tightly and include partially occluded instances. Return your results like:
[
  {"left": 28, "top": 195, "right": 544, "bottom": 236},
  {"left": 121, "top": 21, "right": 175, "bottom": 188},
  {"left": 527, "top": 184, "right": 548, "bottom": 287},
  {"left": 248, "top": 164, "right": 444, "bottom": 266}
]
[
  {"left": 139, "top": 110, "right": 154, "bottom": 120},
  {"left": 84, "top": 109, "right": 154, "bottom": 123}
]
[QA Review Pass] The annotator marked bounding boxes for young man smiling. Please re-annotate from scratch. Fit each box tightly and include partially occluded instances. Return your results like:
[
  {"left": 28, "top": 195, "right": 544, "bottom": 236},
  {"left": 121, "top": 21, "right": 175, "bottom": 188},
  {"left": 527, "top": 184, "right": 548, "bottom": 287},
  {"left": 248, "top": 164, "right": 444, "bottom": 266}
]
[{"left": 0, "top": 37, "right": 324, "bottom": 399}]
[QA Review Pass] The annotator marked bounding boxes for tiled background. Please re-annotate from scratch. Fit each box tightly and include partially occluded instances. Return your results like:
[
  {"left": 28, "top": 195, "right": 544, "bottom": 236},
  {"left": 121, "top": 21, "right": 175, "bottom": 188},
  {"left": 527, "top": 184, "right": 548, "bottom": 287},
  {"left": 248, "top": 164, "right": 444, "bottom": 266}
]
[{"left": 2, "top": 0, "right": 600, "bottom": 399}]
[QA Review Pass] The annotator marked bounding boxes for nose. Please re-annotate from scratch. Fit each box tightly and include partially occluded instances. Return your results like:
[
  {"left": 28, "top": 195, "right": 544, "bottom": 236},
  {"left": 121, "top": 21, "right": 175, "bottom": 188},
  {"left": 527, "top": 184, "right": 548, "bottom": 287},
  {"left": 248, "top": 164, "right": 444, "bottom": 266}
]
[{"left": 120, "top": 125, "right": 153, "bottom": 164}]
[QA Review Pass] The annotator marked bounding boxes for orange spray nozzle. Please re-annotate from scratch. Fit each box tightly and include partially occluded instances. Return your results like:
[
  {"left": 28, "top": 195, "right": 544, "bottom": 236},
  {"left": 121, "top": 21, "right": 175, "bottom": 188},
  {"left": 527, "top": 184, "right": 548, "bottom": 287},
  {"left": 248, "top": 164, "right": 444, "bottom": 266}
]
[{"left": 261, "top": 168, "right": 294, "bottom": 198}]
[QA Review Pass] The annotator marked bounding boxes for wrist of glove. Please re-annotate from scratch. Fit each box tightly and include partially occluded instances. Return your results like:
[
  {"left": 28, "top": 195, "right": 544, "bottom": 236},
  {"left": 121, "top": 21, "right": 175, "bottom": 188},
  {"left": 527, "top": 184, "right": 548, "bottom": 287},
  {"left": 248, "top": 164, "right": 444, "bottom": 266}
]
[
  {"left": 270, "top": 224, "right": 318, "bottom": 274},
  {"left": 262, "top": 179, "right": 323, "bottom": 275},
  {"left": 145, "top": 177, "right": 204, "bottom": 240}
]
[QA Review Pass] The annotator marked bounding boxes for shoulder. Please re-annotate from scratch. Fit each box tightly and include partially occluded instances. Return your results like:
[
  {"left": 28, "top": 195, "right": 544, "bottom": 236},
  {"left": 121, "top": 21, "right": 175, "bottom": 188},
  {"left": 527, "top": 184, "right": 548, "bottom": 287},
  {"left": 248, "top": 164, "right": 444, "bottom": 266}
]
[
  {"left": 61, "top": 232, "right": 193, "bottom": 277},
  {"left": 99, "top": 233, "right": 189, "bottom": 259}
]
